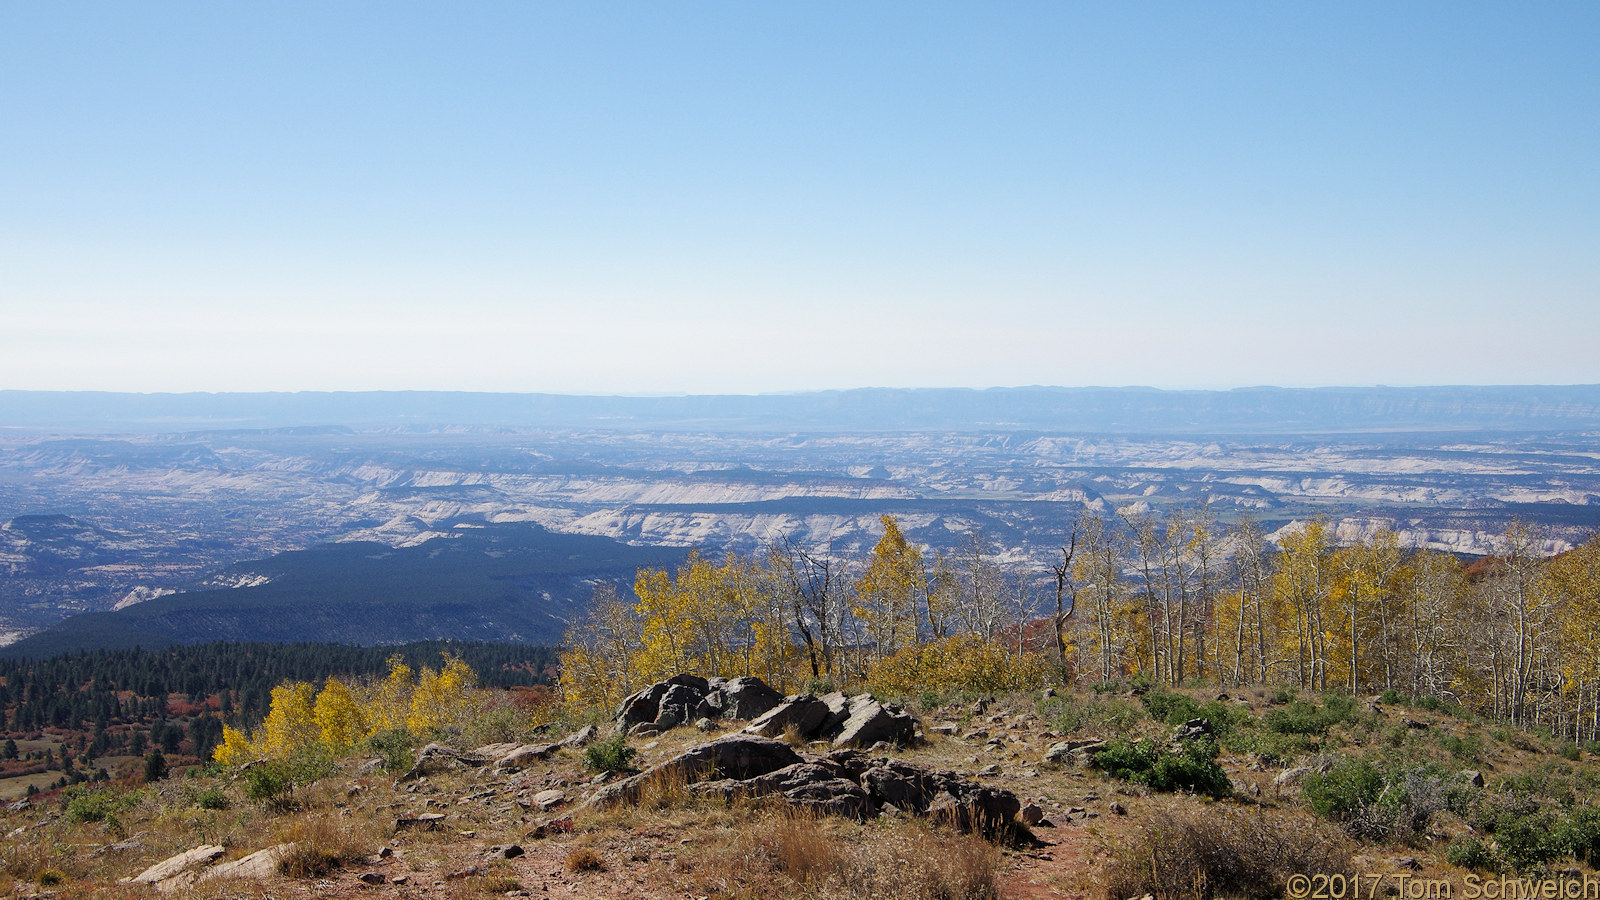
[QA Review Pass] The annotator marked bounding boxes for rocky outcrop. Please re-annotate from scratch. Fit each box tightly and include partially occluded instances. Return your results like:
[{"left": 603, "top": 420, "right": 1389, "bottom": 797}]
[
  {"left": 1043, "top": 738, "right": 1106, "bottom": 765},
  {"left": 616, "top": 674, "right": 786, "bottom": 735},
  {"left": 124, "top": 844, "right": 226, "bottom": 888},
  {"left": 744, "top": 694, "right": 834, "bottom": 739},
  {"left": 582, "top": 734, "right": 1026, "bottom": 840},
  {"left": 485, "top": 725, "right": 597, "bottom": 773},
  {"left": 401, "top": 743, "right": 490, "bottom": 781},
  {"left": 743, "top": 692, "right": 918, "bottom": 748},
  {"left": 613, "top": 675, "right": 917, "bottom": 746},
  {"left": 832, "top": 696, "right": 917, "bottom": 748},
  {"left": 200, "top": 844, "right": 294, "bottom": 883},
  {"left": 705, "top": 676, "right": 785, "bottom": 719}
]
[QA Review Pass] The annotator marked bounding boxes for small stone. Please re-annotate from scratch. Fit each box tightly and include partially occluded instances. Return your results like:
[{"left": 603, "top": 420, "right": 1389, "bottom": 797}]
[
  {"left": 486, "top": 844, "right": 525, "bottom": 860},
  {"left": 358, "top": 872, "right": 386, "bottom": 885},
  {"left": 1021, "top": 803, "right": 1045, "bottom": 825},
  {"left": 395, "top": 812, "right": 447, "bottom": 831},
  {"left": 1109, "top": 801, "right": 1127, "bottom": 816}
]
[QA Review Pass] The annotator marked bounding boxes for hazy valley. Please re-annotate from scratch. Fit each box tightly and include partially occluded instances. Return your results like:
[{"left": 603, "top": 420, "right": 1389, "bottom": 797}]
[{"left": 3, "top": 388, "right": 1598, "bottom": 648}]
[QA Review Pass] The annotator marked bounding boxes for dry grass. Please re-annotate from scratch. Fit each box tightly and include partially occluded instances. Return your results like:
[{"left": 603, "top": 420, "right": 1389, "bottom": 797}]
[
  {"left": 1100, "top": 799, "right": 1355, "bottom": 900},
  {"left": 688, "top": 808, "right": 1003, "bottom": 900},
  {"left": 566, "top": 845, "right": 606, "bottom": 872},
  {"left": 275, "top": 810, "right": 379, "bottom": 878}
]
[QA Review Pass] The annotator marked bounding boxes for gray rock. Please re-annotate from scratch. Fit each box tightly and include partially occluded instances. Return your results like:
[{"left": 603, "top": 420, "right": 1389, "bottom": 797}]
[
  {"left": 401, "top": 743, "right": 488, "bottom": 781},
  {"left": 583, "top": 735, "right": 804, "bottom": 810},
  {"left": 1171, "top": 718, "right": 1214, "bottom": 742},
  {"left": 1274, "top": 766, "right": 1314, "bottom": 788},
  {"left": 1043, "top": 739, "right": 1105, "bottom": 764},
  {"left": 1461, "top": 769, "right": 1486, "bottom": 788},
  {"left": 200, "top": 843, "right": 293, "bottom": 883},
  {"left": 1021, "top": 803, "right": 1045, "bottom": 825},
  {"left": 783, "top": 778, "right": 875, "bottom": 820},
  {"left": 928, "top": 783, "right": 1023, "bottom": 838},
  {"left": 654, "top": 682, "right": 706, "bottom": 730},
  {"left": 126, "top": 844, "right": 226, "bottom": 885},
  {"left": 719, "top": 676, "right": 785, "bottom": 720},
  {"left": 860, "top": 760, "right": 959, "bottom": 812},
  {"left": 616, "top": 682, "right": 671, "bottom": 730},
  {"left": 494, "top": 742, "right": 559, "bottom": 772},
  {"left": 694, "top": 691, "right": 726, "bottom": 720},
  {"left": 394, "top": 812, "right": 447, "bottom": 831},
  {"left": 832, "top": 699, "right": 917, "bottom": 749},
  {"left": 744, "top": 694, "right": 832, "bottom": 740},
  {"left": 485, "top": 844, "right": 524, "bottom": 860},
  {"left": 557, "top": 725, "right": 597, "bottom": 749}
]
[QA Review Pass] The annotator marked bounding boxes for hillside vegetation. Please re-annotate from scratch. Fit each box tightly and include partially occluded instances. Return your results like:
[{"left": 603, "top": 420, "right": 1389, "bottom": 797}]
[
  {"left": 566, "top": 511, "right": 1600, "bottom": 742},
  {"left": 5, "top": 511, "right": 1600, "bottom": 896}
]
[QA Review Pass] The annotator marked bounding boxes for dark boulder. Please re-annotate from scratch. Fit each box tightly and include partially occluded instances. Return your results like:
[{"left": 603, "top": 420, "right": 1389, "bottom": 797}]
[
  {"left": 744, "top": 694, "right": 832, "bottom": 740},
  {"left": 833, "top": 699, "right": 917, "bottom": 748}
]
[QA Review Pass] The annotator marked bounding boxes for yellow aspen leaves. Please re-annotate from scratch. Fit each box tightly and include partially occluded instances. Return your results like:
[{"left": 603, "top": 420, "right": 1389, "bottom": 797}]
[
  {"left": 212, "top": 654, "right": 482, "bottom": 766},
  {"left": 854, "top": 515, "right": 924, "bottom": 660},
  {"left": 313, "top": 677, "right": 368, "bottom": 748}
]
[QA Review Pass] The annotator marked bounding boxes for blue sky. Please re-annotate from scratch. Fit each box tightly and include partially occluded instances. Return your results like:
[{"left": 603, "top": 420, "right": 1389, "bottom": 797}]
[{"left": 3, "top": 3, "right": 1597, "bottom": 394}]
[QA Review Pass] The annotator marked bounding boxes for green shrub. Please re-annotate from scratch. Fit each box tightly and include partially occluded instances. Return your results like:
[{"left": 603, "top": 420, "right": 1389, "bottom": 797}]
[
  {"left": 1223, "top": 727, "right": 1315, "bottom": 765},
  {"left": 1045, "top": 695, "right": 1145, "bottom": 736},
  {"left": 62, "top": 787, "right": 138, "bottom": 825},
  {"left": 243, "top": 761, "right": 294, "bottom": 808},
  {"left": 1092, "top": 739, "right": 1160, "bottom": 784},
  {"left": 1439, "top": 733, "right": 1482, "bottom": 762},
  {"left": 194, "top": 786, "right": 229, "bottom": 810},
  {"left": 1141, "top": 691, "right": 1201, "bottom": 726},
  {"left": 1303, "top": 759, "right": 1383, "bottom": 821},
  {"left": 1494, "top": 807, "right": 1569, "bottom": 871},
  {"left": 1195, "top": 700, "right": 1245, "bottom": 738},
  {"left": 1379, "top": 689, "right": 1405, "bottom": 705},
  {"left": 1321, "top": 692, "right": 1356, "bottom": 721},
  {"left": 1558, "top": 806, "right": 1600, "bottom": 864},
  {"left": 1148, "top": 740, "right": 1233, "bottom": 798},
  {"left": 365, "top": 729, "right": 415, "bottom": 773},
  {"left": 1091, "top": 738, "right": 1231, "bottom": 799},
  {"left": 1447, "top": 836, "right": 1500, "bottom": 871},
  {"left": 582, "top": 735, "right": 636, "bottom": 774},
  {"left": 1559, "top": 742, "right": 1582, "bottom": 761},
  {"left": 1263, "top": 699, "right": 1348, "bottom": 736}
]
